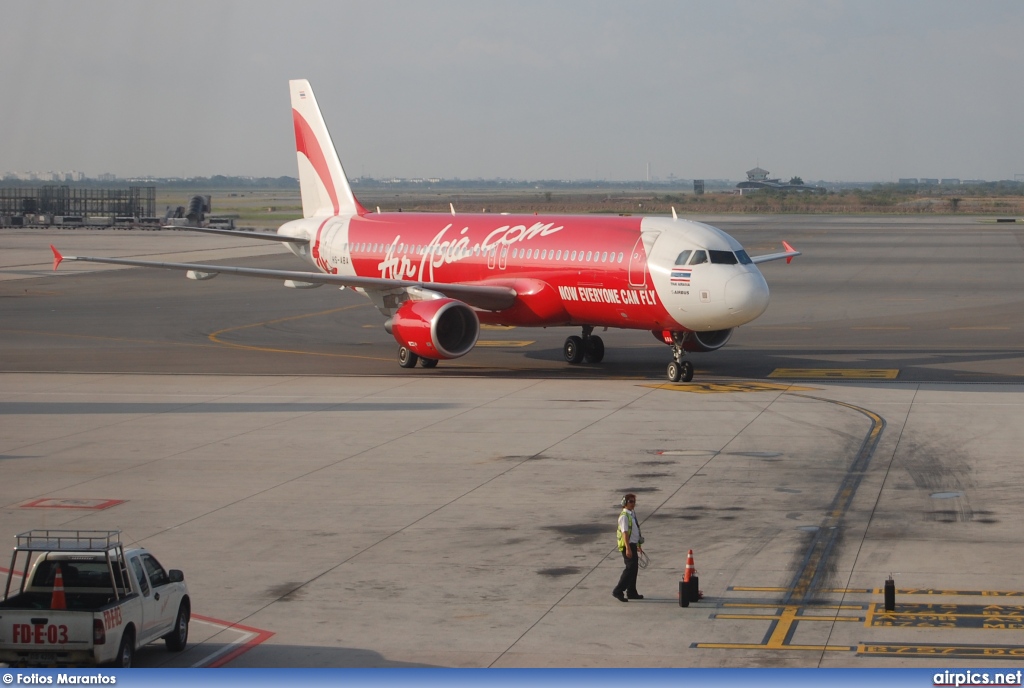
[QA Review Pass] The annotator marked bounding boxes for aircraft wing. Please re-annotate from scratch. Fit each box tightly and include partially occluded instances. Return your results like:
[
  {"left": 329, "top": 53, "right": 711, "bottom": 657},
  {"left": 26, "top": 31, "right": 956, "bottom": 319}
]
[
  {"left": 49, "top": 246, "right": 517, "bottom": 311},
  {"left": 751, "top": 241, "right": 801, "bottom": 265},
  {"left": 162, "top": 225, "right": 309, "bottom": 244}
]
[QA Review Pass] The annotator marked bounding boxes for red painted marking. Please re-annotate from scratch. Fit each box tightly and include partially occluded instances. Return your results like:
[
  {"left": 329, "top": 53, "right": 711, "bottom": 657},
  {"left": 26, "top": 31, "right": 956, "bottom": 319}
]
[
  {"left": 192, "top": 614, "right": 274, "bottom": 667},
  {"left": 20, "top": 498, "right": 125, "bottom": 510}
]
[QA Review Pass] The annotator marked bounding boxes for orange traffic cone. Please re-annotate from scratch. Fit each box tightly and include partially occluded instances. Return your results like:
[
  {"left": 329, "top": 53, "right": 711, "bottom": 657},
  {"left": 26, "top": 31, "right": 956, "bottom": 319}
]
[
  {"left": 51, "top": 564, "right": 67, "bottom": 610},
  {"left": 683, "top": 550, "right": 696, "bottom": 583},
  {"left": 684, "top": 550, "right": 701, "bottom": 603}
]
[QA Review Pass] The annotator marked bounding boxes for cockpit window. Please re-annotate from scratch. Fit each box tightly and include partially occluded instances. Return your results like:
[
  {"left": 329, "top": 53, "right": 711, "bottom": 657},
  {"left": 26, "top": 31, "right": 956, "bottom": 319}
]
[
  {"left": 674, "top": 250, "right": 692, "bottom": 266},
  {"left": 735, "top": 250, "right": 752, "bottom": 265},
  {"left": 688, "top": 250, "right": 708, "bottom": 265},
  {"left": 709, "top": 250, "right": 738, "bottom": 265}
]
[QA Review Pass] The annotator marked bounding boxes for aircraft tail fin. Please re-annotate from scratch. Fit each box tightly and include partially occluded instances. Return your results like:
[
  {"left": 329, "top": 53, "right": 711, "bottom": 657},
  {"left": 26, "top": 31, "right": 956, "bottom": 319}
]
[{"left": 289, "top": 79, "right": 367, "bottom": 218}]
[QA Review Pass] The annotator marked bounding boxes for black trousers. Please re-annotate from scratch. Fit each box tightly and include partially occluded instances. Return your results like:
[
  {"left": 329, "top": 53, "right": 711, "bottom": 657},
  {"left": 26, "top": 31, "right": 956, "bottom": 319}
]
[{"left": 613, "top": 547, "right": 640, "bottom": 596}]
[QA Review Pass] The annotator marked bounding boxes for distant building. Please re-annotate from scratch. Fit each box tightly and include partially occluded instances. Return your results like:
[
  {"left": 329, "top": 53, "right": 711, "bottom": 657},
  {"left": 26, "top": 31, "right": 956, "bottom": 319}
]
[
  {"left": 920, "top": 178, "right": 939, "bottom": 186},
  {"left": 746, "top": 167, "right": 771, "bottom": 182},
  {"left": 940, "top": 179, "right": 961, "bottom": 186},
  {"left": 898, "top": 178, "right": 918, "bottom": 185},
  {"left": 736, "top": 166, "right": 824, "bottom": 194}
]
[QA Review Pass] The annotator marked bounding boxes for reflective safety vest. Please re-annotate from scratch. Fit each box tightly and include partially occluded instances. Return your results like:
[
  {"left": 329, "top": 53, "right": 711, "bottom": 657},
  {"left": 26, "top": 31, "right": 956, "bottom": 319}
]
[{"left": 616, "top": 508, "right": 633, "bottom": 552}]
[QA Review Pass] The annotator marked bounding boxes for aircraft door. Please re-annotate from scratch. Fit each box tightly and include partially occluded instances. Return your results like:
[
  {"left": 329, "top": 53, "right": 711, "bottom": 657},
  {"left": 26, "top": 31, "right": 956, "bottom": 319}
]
[
  {"left": 498, "top": 243, "right": 509, "bottom": 270},
  {"left": 628, "top": 236, "right": 648, "bottom": 288}
]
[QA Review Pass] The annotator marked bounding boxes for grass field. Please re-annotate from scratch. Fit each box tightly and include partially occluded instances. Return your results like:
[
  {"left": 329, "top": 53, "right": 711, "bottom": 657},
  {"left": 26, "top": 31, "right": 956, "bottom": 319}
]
[{"left": 156, "top": 186, "right": 1024, "bottom": 230}]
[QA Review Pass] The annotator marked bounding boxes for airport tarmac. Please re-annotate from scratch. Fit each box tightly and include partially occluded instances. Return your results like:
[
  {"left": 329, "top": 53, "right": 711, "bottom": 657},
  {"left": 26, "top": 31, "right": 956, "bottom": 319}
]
[{"left": 2, "top": 217, "right": 1024, "bottom": 667}]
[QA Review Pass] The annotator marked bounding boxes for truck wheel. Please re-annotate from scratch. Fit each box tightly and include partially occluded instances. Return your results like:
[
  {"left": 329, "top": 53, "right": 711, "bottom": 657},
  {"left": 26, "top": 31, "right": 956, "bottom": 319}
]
[
  {"left": 165, "top": 601, "right": 190, "bottom": 651},
  {"left": 113, "top": 629, "right": 134, "bottom": 668}
]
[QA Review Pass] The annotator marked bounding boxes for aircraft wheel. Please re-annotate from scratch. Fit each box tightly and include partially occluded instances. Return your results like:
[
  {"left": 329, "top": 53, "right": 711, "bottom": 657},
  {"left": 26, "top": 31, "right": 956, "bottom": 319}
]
[
  {"left": 398, "top": 346, "right": 419, "bottom": 369},
  {"left": 420, "top": 357, "right": 438, "bottom": 368},
  {"left": 564, "top": 336, "right": 585, "bottom": 364},
  {"left": 583, "top": 335, "right": 605, "bottom": 363},
  {"left": 681, "top": 360, "right": 694, "bottom": 382},
  {"left": 667, "top": 361, "right": 682, "bottom": 383}
]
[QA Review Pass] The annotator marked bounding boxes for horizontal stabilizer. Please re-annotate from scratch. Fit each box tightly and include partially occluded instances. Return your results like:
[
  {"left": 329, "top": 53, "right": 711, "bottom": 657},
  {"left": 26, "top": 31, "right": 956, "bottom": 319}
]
[{"left": 162, "top": 225, "right": 308, "bottom": 244}]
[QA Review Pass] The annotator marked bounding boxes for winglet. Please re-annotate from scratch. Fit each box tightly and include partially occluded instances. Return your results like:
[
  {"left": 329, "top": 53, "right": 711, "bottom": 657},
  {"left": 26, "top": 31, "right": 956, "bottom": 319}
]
[
  {"left": 783, "top": 241, "right": 797, "bottom": 264},
  {"left": 50, "top": 245, "right": 64, "bottom": 271}
]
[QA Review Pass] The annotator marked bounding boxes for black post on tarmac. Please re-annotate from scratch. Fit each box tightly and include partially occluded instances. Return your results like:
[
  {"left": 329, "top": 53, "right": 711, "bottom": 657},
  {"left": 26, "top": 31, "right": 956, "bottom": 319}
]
[
  {"left": 678, "top": 578, "right": 689, "bottom": 607},
  {"left": 884, "top": 575, "right": 895, "bottom": 612},
  {"left": 688, "top": 573, "right": 701, "bottom": 603}
]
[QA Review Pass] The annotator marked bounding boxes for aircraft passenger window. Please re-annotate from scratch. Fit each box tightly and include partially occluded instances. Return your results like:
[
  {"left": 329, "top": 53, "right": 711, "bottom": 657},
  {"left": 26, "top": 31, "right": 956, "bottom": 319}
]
[
  {"left": 571, "top": 251, "right": 577, "bottom": 261},
  {"left": 689, "top": 251, "right": 708, "bottom": 265},
  {"left": 709, "top": 250, "right": 738, "bottom": 265},
  {"left": 601, "top": 251, "right": 608, "bottom": 262},
  {"left": 736, "top": 250, "right": 752, "bottom": 265},
  {"left": 540, "top": 249, "right": 546, "bottom": 260},
  {"left": 556, "top": 250, "right": 562, "bottom": 260},
  {"left": 585, "top": 251, "right": 592, "bottom": 261},
  {"left": 675, "top": 250, "right": 692, "bottom": 265},
  {"left": 618, "top": 252, "right": 624, "bottom": 263}
]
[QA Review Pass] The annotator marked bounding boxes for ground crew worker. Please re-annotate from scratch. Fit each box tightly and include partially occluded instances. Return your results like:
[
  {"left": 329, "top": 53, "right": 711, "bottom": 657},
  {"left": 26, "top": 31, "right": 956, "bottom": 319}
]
[{"left": 613, "top": 493, "right": 643, "bottom": 602}]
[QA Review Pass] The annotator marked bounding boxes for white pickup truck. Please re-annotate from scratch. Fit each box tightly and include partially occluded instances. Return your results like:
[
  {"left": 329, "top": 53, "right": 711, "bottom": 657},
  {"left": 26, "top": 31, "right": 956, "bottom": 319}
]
[{"left": 0, "top": 530, "right": 190, "bottom": 667}]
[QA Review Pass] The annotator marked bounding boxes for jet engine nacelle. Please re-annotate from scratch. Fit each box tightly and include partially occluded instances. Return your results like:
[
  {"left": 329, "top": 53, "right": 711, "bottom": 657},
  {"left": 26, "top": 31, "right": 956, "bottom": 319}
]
[
  {"left": 684, "top": 328, "right": 733, "bottom": 352},
  {"left": 386, "top": 298, "right": 480, "bottom": 360}
]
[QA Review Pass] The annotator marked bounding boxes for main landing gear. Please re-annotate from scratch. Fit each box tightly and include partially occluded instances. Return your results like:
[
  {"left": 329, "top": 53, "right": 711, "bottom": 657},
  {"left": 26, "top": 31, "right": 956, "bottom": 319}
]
[
  {"left": 665, "top": 331, "right": 694, "bottom": 383},
  {"left": 397, "top": 346, "right": 438, "bottom": 369},
  {"left": 564, "top": 326, "right": 605, "bottom": 365}
]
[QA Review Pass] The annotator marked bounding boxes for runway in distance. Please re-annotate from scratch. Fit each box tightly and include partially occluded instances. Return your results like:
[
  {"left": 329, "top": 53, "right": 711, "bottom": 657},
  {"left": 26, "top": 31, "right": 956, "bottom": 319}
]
[{"left": 51, "top": 79, "right": 799, "bottom": 382}]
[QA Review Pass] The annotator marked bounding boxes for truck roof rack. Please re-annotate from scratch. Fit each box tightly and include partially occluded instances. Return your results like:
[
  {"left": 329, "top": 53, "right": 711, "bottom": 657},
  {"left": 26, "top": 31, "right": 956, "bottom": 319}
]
[{"left": 14, "top": 530, "right": 122, "bottom": 553}]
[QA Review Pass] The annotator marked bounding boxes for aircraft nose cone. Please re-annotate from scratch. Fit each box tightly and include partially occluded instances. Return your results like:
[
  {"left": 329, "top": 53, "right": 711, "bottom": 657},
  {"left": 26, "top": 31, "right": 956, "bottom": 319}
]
[{"left": 725, "top": 271, "right": 770, "bottom": 320}]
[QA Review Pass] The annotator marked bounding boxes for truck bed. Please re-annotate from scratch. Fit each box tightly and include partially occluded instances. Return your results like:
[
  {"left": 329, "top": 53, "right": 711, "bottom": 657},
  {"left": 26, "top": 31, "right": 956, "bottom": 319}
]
[{"left": 0, "top": 591, "right": 124, "bottom": 612}]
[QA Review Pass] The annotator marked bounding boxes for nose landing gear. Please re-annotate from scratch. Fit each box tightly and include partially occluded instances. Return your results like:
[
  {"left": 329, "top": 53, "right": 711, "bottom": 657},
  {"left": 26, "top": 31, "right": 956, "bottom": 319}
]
[
  {"left": 666, "top": 332, "right": 694, "bottom": 383},
  {"left": 564, "top": 325, "right": 605, "bottom": 364}
]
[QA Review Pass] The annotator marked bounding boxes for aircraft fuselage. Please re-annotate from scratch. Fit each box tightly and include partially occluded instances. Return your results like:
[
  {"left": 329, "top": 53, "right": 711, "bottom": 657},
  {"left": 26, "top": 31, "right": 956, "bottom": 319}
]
[{"left": 279, "top": 212, "right": 770, "bottom": 335}]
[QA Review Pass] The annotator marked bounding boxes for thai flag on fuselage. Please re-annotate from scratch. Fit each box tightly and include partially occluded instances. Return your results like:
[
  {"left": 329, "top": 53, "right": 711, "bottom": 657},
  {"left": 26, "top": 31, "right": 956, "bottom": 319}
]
[{"left": 671, "top": 268, "right": 691, "bottom": 284}]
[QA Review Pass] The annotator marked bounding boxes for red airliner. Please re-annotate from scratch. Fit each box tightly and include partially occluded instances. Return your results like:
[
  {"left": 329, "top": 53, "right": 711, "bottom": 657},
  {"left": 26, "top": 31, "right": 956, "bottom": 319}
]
[{"left": 51, "top": 79, "right": 799, "bottom": 382}]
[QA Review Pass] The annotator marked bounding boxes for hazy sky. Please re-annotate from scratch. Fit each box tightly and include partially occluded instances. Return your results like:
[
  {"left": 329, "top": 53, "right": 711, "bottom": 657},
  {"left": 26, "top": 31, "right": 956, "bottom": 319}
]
[{"left": 2, "top": 0, "right": 1022, "bottom": 182}]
